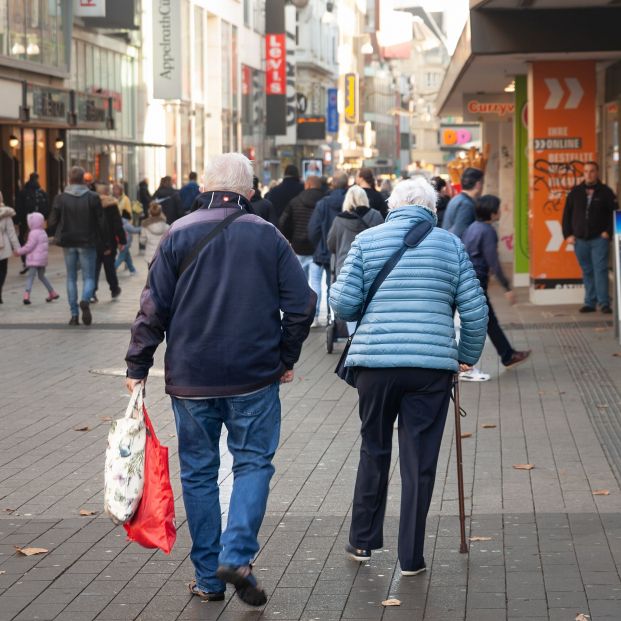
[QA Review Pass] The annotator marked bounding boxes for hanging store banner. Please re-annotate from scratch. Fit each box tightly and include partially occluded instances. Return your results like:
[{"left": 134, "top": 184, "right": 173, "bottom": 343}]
[
  {"left": 74, "top": 0, "right": 106, "bottom": 18},
  {"left": 266, "top": 0, "right": 287, "bottom": 135},
  {"left": 513, "top": 76, "right": 529, "bottom": 284},
  {"left": 344, "top": 73, "right": 358, "bottom": 125},
  {"left": 528, "top": 61, "right": 596, "bottom": 293},
  {"left": 152, "top": 0, "right": 182, "bottom": 100},
  {"left": 327, "top": 88, "right": 338, "bottom": 134}
]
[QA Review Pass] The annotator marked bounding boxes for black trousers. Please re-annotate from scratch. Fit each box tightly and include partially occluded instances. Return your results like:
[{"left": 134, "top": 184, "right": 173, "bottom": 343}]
[
  {"left": 483, "top": 288, "right": 513, "bottom": 365},
  {"left": 350, "top": 367, "right": 452, "bottom": 571},
  {"left": 95, "top": 249, "right": 119, "bottom": 294},
  {"left": 0, "top": 258, "right": 7, "bottom": 300}
]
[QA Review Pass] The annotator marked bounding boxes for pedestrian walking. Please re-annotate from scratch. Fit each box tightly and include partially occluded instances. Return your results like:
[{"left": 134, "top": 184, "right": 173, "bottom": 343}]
[
  {"left": 329, "top": 177, "right": 488, "bottom": 577},
  {"left": 180, "top": 172, "right": 201, "bottom": 214},
  {"left": 0, "top": 192, "right": 20, "bottom": 304},
  {"left": 137, "top": 178, "right": 152, "bottom": 218},
  {"left": 154, "top": 176, "right": 183, "bottom": 224},
  {"left": 379, "top": 179, "right": 392, "bottom": 202},
  {"left": 431, "top": 176, "right": 451, "bottom": 228},
  {"left": 47, "top": 166, "right": 105, "bottom": 326},
  {"left": 248, "top": 176, "right": 273, "bottom": 221},
  {"left": 264, "top": 164, "right": 304, "bottom": 226},
  {"left": 356, "top": 168, "right": 387, "bottom": 219},
  {"left": 115, "top": 210, "right": 141, "bottom": 275},
  {"left": 112, "top": 183, "right": 131, "bottom": 217},
  {"left": 15, "top": 172, "right": 50, "bottom": 273},
  {"left": 14, "top": 212, "right": 59, "bottom": 305},
  {"left": 462, "top": 195, "right": 531, "bottom": 372},
  {"left": 442, "top": 167, "right": 484, "bottom": 238},
  {"left": 279, "top": 175, "right": 325, "bottom": 278},
  {"left": 139, "top": 202, "right": 170, "bottom": 263},
  {"left": 125, "top": 153, "right": 316, "bottom": 606},
  {"left": 307, "top": 172, "right": 348, "bottom": 327},
  {"left": 562, "top": 161, "right": 617, "bottom": 314},
  {"left": 94, "top": 184, "right": 126, "bottom": 301}
]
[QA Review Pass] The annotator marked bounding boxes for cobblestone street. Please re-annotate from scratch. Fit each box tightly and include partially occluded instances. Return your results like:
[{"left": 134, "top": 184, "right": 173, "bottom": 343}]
[{"left": 1, "top": 248, "right": 621, "bottom": 620}]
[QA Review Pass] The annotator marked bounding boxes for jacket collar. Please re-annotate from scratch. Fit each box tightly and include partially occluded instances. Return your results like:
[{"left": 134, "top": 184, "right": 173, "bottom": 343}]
[
  {"left": 385, "top": 204, "right": 437, "bottom": 226},
  {"left": 195, "top": 191, "right": 252, "bottom": 211}
]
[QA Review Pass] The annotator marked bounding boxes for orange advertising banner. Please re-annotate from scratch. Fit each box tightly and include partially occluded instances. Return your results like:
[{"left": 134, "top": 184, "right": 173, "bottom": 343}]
[{"left": 528, "top": 61, "right": 596, "bottom": 289}]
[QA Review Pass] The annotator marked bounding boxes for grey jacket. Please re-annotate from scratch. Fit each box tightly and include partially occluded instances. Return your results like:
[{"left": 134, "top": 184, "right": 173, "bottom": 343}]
[{"left": 327, "top": 207, "right": 384, "bottom": 277}]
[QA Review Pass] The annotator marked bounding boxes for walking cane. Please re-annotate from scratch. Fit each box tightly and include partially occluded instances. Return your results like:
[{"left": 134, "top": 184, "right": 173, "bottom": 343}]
[{"left": 453, "top": 374, "right": 468, "bottom": 554}]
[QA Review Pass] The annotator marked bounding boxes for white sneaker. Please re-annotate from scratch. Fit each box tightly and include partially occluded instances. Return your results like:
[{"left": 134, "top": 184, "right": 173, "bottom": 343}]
[
  {"left": 459, "top": 367, "right": 491, "bottom": 382},
  {"left": 402, "top": 566, "right": 426, "bottom": 576},
  {"left": 312, "top": 317, "right": 321, "bottom": 328}
]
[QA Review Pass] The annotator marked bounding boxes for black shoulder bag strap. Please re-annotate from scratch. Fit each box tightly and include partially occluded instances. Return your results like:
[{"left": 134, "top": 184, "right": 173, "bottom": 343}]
[
  {"left": 335, "top": 219, "right": 434, "bottom": 386},
  {"left": 177, "top": 209, "right": 245, "bottom": 277}
]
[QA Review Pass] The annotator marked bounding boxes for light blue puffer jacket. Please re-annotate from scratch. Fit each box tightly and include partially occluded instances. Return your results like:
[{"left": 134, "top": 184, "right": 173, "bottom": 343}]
[{"left": 329, "top": 205, "right": 488, "bottom": 372}]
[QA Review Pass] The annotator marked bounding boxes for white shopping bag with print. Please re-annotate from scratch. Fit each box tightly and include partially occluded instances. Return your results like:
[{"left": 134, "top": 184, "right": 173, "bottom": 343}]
[{"left": 104, "top": 386, "right": 147, "bottom": 524}]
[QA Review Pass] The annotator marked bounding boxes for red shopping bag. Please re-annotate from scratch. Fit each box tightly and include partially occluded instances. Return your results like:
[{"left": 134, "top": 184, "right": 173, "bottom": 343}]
[{"left": 124, "top": 407, "right": 176, "bottom": 554}]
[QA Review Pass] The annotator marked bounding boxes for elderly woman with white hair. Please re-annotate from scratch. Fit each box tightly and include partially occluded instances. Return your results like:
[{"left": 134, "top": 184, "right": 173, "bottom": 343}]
[{"left": 329, "top": 176, "right": 488, "bottom": 576}]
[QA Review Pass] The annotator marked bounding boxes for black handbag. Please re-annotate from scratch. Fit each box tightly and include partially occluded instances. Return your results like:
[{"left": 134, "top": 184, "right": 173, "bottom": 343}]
[{"left": 334, "top": 219, "right": 434, "bottom": 387}]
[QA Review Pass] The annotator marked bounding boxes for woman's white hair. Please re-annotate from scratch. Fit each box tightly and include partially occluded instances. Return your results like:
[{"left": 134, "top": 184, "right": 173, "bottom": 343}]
[
  {"left": 342, "top": 185, "right": 370, "bottom": 212},
  {"left": 204, "top": 153, "right": 254, "bottom": 196},
  {"left": 387, "top": 176, "right": 437, "bottom": 213}
]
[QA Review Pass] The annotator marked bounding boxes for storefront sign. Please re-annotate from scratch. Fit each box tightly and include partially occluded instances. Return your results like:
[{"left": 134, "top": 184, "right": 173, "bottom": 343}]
[
  {"left": 514, "top": 75, "right": 529, "bottom": 285},
  {"left": 528, "top": 61, "right": 596, "bottom": 295},
  {"left": 27, "top": 85, "right": 70, "bottom": 124},
  {"left": 152, "top": 0, "right": 182, "bottom": 100},
  {"left": 464, "top": 93, "right": 515, "bottom": 121},
  {"left": 266, "top": 34, "right": 286, "bottom": 95},
  {"left": 75, "top": 92, "right": 110, "bottom": 129},
  {"left": 0, "top": 78, "right": 22, "bottom": 120},
  {"left": 74, "top": 0, "right": 105, "bottom": 18},
  {"left": 297, "top": 116, "right": 326, "bottom": 141},
  {"left": 327, "top": 88, "right": 338, "bottom": 134},
  {"left": 440, "top": 124, "right": 481, "bottom": 150},
  {"left": 344, "top": 73, "right": 358, "bottom": 125}
]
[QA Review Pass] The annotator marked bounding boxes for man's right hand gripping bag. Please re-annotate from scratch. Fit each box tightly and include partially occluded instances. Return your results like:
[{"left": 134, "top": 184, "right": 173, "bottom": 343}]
[{"left": 123, "top": 405, "right": 177, "bottom": 554}]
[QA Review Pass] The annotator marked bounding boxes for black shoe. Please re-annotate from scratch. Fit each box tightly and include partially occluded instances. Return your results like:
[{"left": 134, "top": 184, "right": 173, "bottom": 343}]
[
  {"left": 19, "top": 267, "right": 28, "bottom": 275},
  {"left": 68, "top": 316, "right": 79, "bottom": 326},
  {"left": 216, "top": 565, "right": 267, "bottom": 607},
  {"left": 601, "top": 305, "right": 613, "bottom": 314},
  {"left": 111, "top": 287, "right": 121, "bottom": 299},
  {"left": 579, "top": 305, "right": 596, "bottom": 313},
  {"left": 79, "top": 300, "right": 92, "bottom": 326},
  {"left": 187, "top": 580, "right": 225, "bottom": 602},
  {"left": 345, "top": 543, "right": 371, "bottom": 562},
  {"left": 503, "top": 350, "right": 531, "bottom": 369}
]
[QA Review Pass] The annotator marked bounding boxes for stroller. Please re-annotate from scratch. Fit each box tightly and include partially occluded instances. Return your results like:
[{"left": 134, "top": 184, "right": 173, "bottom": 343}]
[{"left": 325, "top": 257, "right": 349, "bottom": 353}]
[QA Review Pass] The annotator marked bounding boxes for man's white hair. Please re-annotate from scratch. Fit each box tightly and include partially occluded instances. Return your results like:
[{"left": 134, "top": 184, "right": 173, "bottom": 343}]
[
  {"left": 342, "top": 185, "right": 370, "bottom": 212},
  {"left": 204, "top": 153, "right": 254, "bottom": 195},
  {"left": 387, "top": 177, "right": 437, "bottom": 213}
]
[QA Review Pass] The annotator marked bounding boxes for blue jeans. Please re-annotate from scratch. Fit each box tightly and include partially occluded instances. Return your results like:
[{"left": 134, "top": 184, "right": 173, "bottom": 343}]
[
  {"left": 115, "top": 247, "right": 136, "bottom": 273},
  {"left": 25, "top": 267, "right": 54, "bottom": 294},
  {"left": 171, "top": 382, "right": 281, "bottom": 593},
  {"left": 296, "top": 254, "right": 313, "bottom": 280},
  {"left": 63, "top": 247, "right": 97, "bottom": 316},
  {"left": 574, "top": 237, "right": 610, "bottom": 307},
  {"left": 310, "top": 261, "right": 330, "bottom": 317}
]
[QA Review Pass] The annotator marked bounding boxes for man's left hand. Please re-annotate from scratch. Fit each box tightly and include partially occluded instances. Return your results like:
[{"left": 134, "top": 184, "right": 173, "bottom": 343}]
[
  {"left": 280, "top": 370, "right": 295, "bottom": 383},
  {"left": 125, "top": 377, "right": 146, "bottom": 394},
  {"left": 601, "top": 232, "right": 610, "bottom": 240}
]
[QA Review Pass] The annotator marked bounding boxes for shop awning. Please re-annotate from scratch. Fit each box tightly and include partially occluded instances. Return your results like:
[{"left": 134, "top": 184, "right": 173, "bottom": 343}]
[{"left": 68, "top": 134, "right": 170, "bottom": 149}]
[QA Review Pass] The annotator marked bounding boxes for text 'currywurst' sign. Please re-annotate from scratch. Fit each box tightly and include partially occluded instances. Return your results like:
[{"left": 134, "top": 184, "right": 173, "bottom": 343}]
[{"left": 153, "top": 0, "right": 182, "bottom": 100}]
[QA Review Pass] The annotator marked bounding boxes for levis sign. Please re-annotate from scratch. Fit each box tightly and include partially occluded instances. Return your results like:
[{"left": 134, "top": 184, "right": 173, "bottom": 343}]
[
  {"left": 266, "top": 34, "right": 286, "bottom": 95},
  {"left": 466, "top": 99, "right": 515, "bottom": 117}
]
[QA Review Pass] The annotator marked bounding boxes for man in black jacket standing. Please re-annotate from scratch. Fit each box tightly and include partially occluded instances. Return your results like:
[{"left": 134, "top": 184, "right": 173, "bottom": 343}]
[
  {"left": 562, "top": 161, "right": 617, "bottom": 314},
  {"left": 265, "top": 164, "right": 304, "bottom": 226},
  {"left": 48, "top": 167, "right": 105, "bottom": 326},
  {"left": 154, "top": 176, "right": 183, "bottom": 224}
]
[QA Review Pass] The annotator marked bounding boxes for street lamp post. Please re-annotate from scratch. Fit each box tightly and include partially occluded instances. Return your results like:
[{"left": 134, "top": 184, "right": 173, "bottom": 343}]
[
  {"left": 8, "top": 134, "right": 19, "bottom": 206},
  {"left": 55, "top": 136, "right": 64, "bottom": 194}
]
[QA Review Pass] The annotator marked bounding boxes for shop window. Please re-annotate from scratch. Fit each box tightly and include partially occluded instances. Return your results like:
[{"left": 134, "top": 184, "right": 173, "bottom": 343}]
[{"left": 22, "top": 129, "right": 35, "bottom": 184}]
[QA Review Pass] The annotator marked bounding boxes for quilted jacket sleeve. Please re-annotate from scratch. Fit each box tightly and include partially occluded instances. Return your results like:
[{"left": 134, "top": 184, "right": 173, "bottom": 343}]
[
  {"left": 329, "top": 236, "right": 365, "bottom": 322},
  {"left": 454, "top": 242, "right": 488, "bottom": 365}
]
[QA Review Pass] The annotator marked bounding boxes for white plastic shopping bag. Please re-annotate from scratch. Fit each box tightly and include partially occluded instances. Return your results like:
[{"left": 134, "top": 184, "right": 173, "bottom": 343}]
[{"left": 104, "top": 386, "right": 147, "bottom": 524}]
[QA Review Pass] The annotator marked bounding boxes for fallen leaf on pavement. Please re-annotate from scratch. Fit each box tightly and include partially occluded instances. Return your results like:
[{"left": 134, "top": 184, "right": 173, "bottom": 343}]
[
  {"left": 168, "top": 434, "right": 176, "bottom": 438},
  {"left": 513, "top": 464, "right": 534, "bottom": 470},
  {"left": 482, "top": 424, "right": 497, "bottom": 429},
  {"left": 461, "top": 432, "right": 473, "bottom": 438},
  {"left": 2, "top": 508, "right": 15, "bottom": 513},
  {"left": 575, "top": 614, "right": 590, "bottom": 621},
  {"left": 469, "top": 536, "right": 492, "bottom": 542},
  {"left": 79, "top": 509, "right": 97, "bottom": 516},
  {"left": 73, "top": 426, "right": 90, "bottom": 432},
  {"left": 15, "top": 546, "right": 48, "bottom": 556},
  {"left": 596, "top": 404, "right": 609, "bottom": 409},
  {"left": 381, "top": 599, "right": 401, "bottom": 607},
  {"left": 613, "top": 352, "right": 621, "bottom": 358},
  {"left": 100, "top": 416, "right": 113, "bottom": 422},
  {"left": 592, "top": 489, "right": 610, "bottom": 496},
  {"left": 0, "top": 570, "right": 5, "bottom": 574}
]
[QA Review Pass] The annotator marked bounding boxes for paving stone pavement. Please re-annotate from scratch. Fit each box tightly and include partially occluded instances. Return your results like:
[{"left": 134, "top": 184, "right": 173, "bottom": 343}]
[{"left": 1, "top": 247, "right": 621, "bottom": 620}]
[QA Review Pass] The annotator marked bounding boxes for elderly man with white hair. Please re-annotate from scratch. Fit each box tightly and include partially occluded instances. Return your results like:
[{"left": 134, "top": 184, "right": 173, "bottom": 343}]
[
  {"left": 330, "top": 176, "right": 488, "bottom": 577},
  {"left": 125, "top": 153, "right": 316, "bottom": 606}
]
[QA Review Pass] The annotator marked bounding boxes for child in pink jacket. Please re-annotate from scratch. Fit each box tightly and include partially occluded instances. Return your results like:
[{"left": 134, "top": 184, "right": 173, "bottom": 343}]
[{"left": 14, "top": 212, "right": 59, "bottom": 305}]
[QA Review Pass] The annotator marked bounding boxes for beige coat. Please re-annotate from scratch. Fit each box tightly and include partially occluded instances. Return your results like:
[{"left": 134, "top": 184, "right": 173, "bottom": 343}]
[
  {"left": 139, "top": 217, "right": 170, "bottom": 262},
  {"left": 0, "top": 206, "right": 20, "bottom": 261}
]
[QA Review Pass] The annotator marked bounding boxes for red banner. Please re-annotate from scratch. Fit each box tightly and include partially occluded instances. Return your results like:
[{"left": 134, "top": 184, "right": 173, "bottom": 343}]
[{"left": 266, "top": 34, "right": 286, "bottom": 95}]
